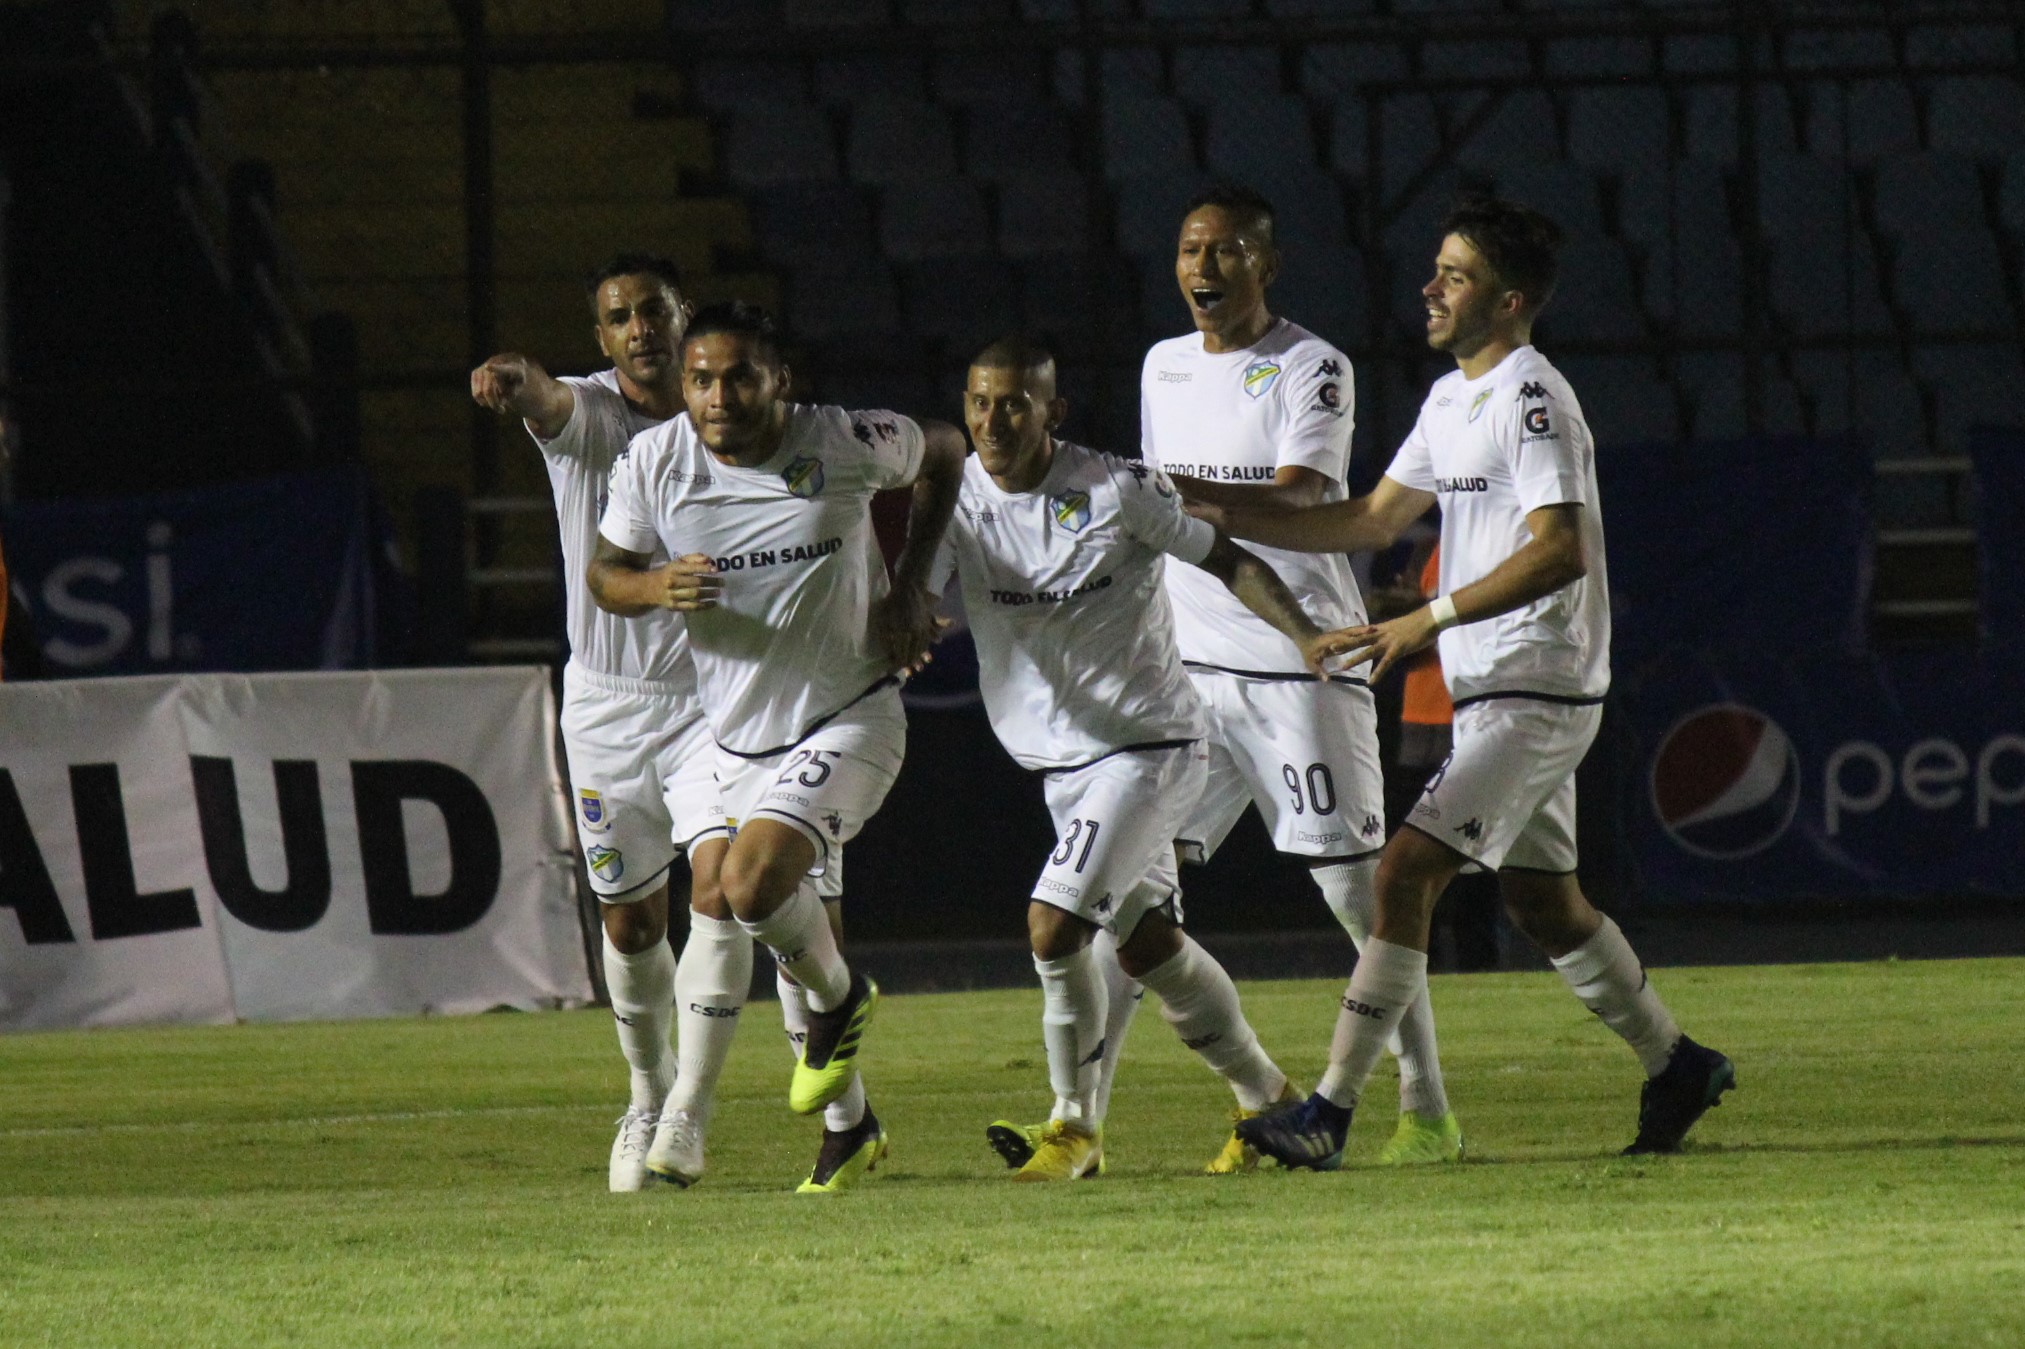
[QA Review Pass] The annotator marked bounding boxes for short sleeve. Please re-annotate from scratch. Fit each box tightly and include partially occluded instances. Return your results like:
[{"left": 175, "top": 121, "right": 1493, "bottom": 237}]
[
  {"left": 529, "top": 375, "right": 600, "bottom": 459},
  {"left": 1272, "top": 345, "right": 1355, "bottom": 478},
  {"left": 1114, "top": 459, "right": 1216, "bottom": 564},
  {"left": 1137, "top": 351, "right": 1159, "bottom": 466},
  {"left": 1506, "top": 377, "right": 1590, "bottom": 513},
  {"left": 1385, "top": 405, "right": 1437, "bottom": 493},
  {"left": 597, "top": 426, "right": 664, "bottom": 556},
  {"left": 847, "top": 410, "right": 927, "bottom": 490}
]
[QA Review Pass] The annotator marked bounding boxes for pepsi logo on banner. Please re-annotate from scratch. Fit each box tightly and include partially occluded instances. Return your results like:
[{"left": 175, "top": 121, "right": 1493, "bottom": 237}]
[{"left": 1650, "top": 704, "right": 1802, "bottom": 859}]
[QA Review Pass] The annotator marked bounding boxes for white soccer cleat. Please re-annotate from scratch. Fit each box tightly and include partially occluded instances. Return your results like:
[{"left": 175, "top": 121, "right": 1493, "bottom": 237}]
[
  {"left": 609, "top": 1107, "right": 659, "bottom": 1192},
  {"left": 646, "top": 1108, "right": 707, "bottom": 1188}
]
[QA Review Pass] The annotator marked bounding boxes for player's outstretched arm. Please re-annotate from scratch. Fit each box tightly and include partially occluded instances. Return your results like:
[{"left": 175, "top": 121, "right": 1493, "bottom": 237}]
[
  {"left": 1192, "top": 534, "right": 1334, "bottom": 677},
  {"left": 1197, "top": 475, "right": 1435, "bottom": 556},
  {"left": 470, "top": 352, "right": 574, "bottom": 439},
  {"left": 1168, "top": 464, "right": 1331, "bottom": 512},
  {"left": 871, "top": 420, "right": 966, "bottom": 671},
  {"left": 586, "top": 535, "right": 722, "bottom": 617},
  {"left": 1311, "top": 502, "right": 1588, "bottom": 683}
]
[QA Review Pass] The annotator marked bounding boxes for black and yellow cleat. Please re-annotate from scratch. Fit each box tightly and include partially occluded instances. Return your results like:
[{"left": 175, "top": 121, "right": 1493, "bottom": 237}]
[
  {"left": 789, "top": 973, "right": 879, "bottom": 1115},
  {"left": 795, "top": 1108, "right": 889, "bottom": 1194}
]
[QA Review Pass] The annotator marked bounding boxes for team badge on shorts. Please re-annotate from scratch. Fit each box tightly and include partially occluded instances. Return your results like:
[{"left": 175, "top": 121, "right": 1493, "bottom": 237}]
[
  {"left": 586, "top": 844, "right": 625, "bottom": 884},
  {"left": 578, "top": 789, "right": 611, "bottom": 833},
  {"left": 1243, "top": 358, "right": 1282, "bottom": 399},
  {"left": 782, "top": 455, "right": 826, "bottom": 499},
  {"left": 1049, "top": 490, "right": 1092, "bottom": 533}
]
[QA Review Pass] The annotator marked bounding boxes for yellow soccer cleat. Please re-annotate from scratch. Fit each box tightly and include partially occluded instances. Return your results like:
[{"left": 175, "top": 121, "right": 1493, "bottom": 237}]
[
  {"left": 788, "top": 974, "right": 878, "bottom": 1116},
  {"left": 1377, "top": 1109, "right": 1465, "bottom": 1165},
  {"left": 1011, "top": 1120, "right": 1103, "bottom": 1182},
  {"left": 1205, "top": 1080, "right": 1303, "bottom": 1175},
  {"left": 986, "top": 1119, "right": 1044, "bottom": 1170},
  {"left": 795, "top": 1109, "right": 888, "bottom": 1195}
]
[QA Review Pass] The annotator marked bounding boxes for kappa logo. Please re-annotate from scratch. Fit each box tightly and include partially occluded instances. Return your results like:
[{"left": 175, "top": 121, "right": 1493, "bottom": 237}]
[
  {"left": 1467, "top": 388, "right": 1493, "bottom": 422},
  {"left": 851, "top": 417, "right": 900, "bottom": 445},
  {"left": 824, "top": 810, "right": 844, "bottom": 839},
  {"left": 1049, "top": 490, "right": 1093, "bottom": 533},
  {"left": 1651, "top": 703, "right": 1801, "bottom": 859},
  {"left": 1361, "top": 813, "right": 1382, "bottom": 838},
  {"left": 1454, "top": 818, "right": 1484, "bottom": 842},
  {"left": 1092, "top": 892, "right": 1115, "bottom": 915},
  {"left": 1518, "top": 382, "right": 1551, "bottom": 400},
  {"left": 1243, "top": 358, "right": 1282, "bottom": 399},
  {"left": 586, "top": 844, "right": 624, "bottom": 884},
  {"left": 782, "top": 455, "right": 826, "bottom": 499},
  {"left": 1157, "top": 370, "right": 1191, "bottom": 383},
  {"left": 578, "top": 789, "right": 611, "bottom": 833},
  {"left": 1315, "top": 359, "right": 1342, "bottom": 378},
  {"left": 960, "top": 504, "right": 999, "bottom": 524}
]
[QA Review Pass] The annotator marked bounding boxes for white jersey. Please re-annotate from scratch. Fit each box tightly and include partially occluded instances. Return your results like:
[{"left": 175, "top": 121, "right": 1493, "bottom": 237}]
[
  {"left": 599, "top": 403, "right": 925, "bottom": 756},
  {"left": 1387, "top": 344, "right": 1611, "bottom": 704},
  {"left": 1140, "top": 318, "right": 1366, "bottom": 676},
  {"left": 534, "top": 370, "right": 694, "bottom": 691},
  {"left": 933, "top": 441, "right": 1215, "bottom": 772}
]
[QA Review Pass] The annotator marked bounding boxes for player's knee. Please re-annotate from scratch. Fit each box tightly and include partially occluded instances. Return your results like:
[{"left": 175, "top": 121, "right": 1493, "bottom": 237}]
[
  {"left": 1027, "top": 903, "right": 1094, "bottom": 961},
  {"left": 602, "top": 891, "right": 667, "bottom": 953},
  {"left": 1499, "top": 875, "right": 1595, "bottom": 951},
  {"left": 1114, "top": 910, "right": 1182, "bottom": 979},
  {"left": 718, "top": 846, "right": 795, "bottom": 919}
]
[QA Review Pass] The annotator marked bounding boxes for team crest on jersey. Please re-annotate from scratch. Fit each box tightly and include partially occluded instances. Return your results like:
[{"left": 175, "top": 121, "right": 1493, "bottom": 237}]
[
  {"left": 1467, "top": 388, "right": 1493, "bottom": 422},
  {"left": 1049, "top": 490, "right": 1093, "bottom": 533},
  {"left": 782, "top": 455, "right": 826, "bottom": 499},
  {"left": 578, "top": 789, "right": 612, "bottom": 833},
  {"left": 1242, "top": 359, "right": 1282, "bottom": 399},
  {"left": 587, "top": 844, "right": 624, "bottom": 884}
]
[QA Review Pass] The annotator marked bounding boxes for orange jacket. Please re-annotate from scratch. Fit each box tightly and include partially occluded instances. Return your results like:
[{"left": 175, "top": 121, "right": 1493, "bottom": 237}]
[{"left": 1400, "top": 547, "right": 1450, "bottom": 726}]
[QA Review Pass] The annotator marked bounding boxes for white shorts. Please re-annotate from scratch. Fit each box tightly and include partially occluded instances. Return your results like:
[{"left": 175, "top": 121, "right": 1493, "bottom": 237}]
[
  {"left": 1177, "top": 672, "right": 1387, "bottom": 864},
  {"left": 560, "top": 663, "right": 722, "bottom": 901},
  {"left": 1407, "top": 696, "right": 1603, "bottom": 873},
  {"left": 716, "top": 684, "right": 906, "bottom": 892},
  {"left": 1035, "top": 742, "right": 1208, "bottom": 941}
]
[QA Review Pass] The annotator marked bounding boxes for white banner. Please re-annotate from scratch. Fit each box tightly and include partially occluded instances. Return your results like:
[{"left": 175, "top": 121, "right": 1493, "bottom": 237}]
[{"left": 0, "top": 668, "right": 592, "bottom": 1031}]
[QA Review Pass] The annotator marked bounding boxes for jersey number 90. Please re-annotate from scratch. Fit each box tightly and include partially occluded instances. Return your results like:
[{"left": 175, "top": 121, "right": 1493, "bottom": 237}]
[{"left": 1281, "top": 762, "right": 1337, "bottom": 816}]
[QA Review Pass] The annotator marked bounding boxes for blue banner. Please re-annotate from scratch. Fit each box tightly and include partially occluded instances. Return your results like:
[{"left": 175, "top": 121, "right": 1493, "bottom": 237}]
[
  {"left": 3, "top": 468, "right": 404, "bottom": 676},
  {"left": 1620, "top": 648, "right": 2025, "bottom": 902}
]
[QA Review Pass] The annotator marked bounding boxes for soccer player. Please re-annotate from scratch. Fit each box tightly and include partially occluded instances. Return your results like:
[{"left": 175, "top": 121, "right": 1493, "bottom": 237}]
[
  {"left": 470, "top": 253, "right": 744, "bottom": 1193},
  {"left": 1211, "top": 197, "right": 1735, "bottom": 1168},
  {"left": 940, "top": 336, "right": 1328, "bottom": 1181},
  {"left": 1139, "top": 185, "right": 1460, "bottom": 1168},
  {"left": 591, "top": 301, "right": 965, "bottom": 1192}
]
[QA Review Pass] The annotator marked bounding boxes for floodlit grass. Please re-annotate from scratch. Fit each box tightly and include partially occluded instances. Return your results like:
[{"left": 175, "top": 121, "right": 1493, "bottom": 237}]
[{"left": 3, "top": 958, "right": 2022, "bottom": 1347}]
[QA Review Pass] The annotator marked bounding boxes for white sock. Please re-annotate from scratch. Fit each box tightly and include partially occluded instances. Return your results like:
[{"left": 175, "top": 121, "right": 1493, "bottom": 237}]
[
  {"left": 664, "top": 913, "right": 751, "bottom": 1122},
  {"left": 1317, "top": 938, "right": 1427, "bottom": 1110},
  {"left": 1033, "top": 947, "right": 1107, "bottom": 1127},
  {"left": 738, "top": 880, "right": 849, "bottom": 1011},
  {"left": 824, "top": 1074, "right": 867, "bottom": 1132},
  {"left": 1089, "top": 926, "right": 1141, "bottom": 1121},
  {"left": 777, "top": 969, "right": 809, "bottom": 1060},
  {"left": 1551, "top": 916, "right": 1682, "bottom": 1077},
  {"left": 1312, "top": 862, "right": 1450, "bottom": 1118},
  {"left": 1136, "top": 934, "right": 1287, "bottom": 1111},
  {"left": 602, "top": 930, "right": 676, "bottom": 1113}
]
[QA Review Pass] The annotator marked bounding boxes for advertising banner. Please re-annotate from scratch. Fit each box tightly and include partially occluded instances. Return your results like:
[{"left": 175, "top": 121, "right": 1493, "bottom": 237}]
[
  {"left": 1621, "top": 648, "right": 2025, "bottom": 902},
  {"left": 0, "top": 667, "right": 589, "bottom": 1031},
  {"left": 0, "top": 467, "right": 404, "bottom": 678}
]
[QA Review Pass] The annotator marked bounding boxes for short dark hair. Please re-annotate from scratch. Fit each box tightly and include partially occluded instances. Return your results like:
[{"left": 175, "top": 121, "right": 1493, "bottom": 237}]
[
  {"left": 970, "top": 332, "right": 1058, "bottom": 376},
  {"left": 585, "top": 252, "right": 684, "bottom": 307},
  {"left": 1441, "top": 196, "right": 1563, "bottom": 312},
  {"left": 682, "top": 299, "right": 786, "bottom": 367},
  {"left": 1182, "top": 183, "right": 1278, "bottom": 247}
]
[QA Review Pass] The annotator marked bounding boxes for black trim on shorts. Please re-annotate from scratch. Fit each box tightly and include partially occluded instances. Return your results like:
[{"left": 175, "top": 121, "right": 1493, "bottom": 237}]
[
  {"left": 1449, "top": 688, "right": 1607, "bottom": 711},
  {"left": 1037, "top": 738, "right": 1199, "bottom": 777},
  {"left": 1398, "top": 818, "right": 1491, "bottom": 870},
  {"left": 1306, "top": 846, "right": 1386, "bottom": 866},
  {"left": 1185, "top": 660, "right": 1369, "bottom": 689},
  {"left": 592, "top": 857, "right": 676, "bottom": 904},
  {"left": 1497, "top": 864, "right": 1579, "bottom": 877},
  {"left": 716, "top": 676, "right": 900, "bottom": 761}
]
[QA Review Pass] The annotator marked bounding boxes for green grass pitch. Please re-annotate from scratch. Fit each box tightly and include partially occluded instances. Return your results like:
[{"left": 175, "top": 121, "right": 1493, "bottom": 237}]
[{"left": 3, "top": 957, "right": 2022, "bottom": 1347}]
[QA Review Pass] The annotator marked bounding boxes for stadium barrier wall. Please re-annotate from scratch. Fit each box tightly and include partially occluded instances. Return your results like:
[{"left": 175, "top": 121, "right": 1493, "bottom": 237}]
[{"left": 0, "top": 667, "right": 590, "bottom": 1032}]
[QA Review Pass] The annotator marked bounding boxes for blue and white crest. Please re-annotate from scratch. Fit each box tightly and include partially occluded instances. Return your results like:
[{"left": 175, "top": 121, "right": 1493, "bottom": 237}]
[
  {"left": 1242, "top": 358, "right": 1282, "bottom": 399},
  {"left": 782, "top": 455, "right": 826, "bottom": 499},
  {"left": 1049, "top": 490, "right": 1093, "bottom": 533},
  {"left": 578, "top": 789, "right": 610, "bottom": 833},
  {"left": 587, "top": 844, "right": 624, "bottom": 884}
]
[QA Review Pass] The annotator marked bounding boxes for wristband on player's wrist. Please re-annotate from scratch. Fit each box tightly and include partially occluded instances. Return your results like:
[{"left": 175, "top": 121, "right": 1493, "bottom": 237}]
[{"left": 1427, "top": 594, "right": 1460, "bottom": 631}]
